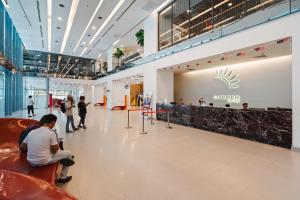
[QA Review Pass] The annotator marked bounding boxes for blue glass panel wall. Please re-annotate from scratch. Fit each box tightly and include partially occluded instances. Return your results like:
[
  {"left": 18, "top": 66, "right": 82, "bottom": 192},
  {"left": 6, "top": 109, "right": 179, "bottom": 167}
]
[
  {"left": 0, "top": 0, "right": 24, "bottom": 116},
  {"left": 0, "top": 2, "right": 4, "bottom": 54},
  {"left": 4, "top": 11, "right": 12, "bottom": 62}
]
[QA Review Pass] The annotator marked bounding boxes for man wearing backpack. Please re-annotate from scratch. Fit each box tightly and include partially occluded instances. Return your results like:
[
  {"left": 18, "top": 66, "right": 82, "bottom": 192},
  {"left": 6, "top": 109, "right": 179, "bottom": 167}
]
[
  {"left": 20, "top": 114, "right": 75, "bottom": 184},
  {"left": 65, "top": 95, "right": 78, "bottom": 133}
]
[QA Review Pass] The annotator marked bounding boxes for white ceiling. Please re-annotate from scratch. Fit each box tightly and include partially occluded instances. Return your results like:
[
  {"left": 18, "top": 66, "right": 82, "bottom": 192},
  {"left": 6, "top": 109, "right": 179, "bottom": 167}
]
[{"left": 5, "top": 0, "right": 166, "bottom": 60}]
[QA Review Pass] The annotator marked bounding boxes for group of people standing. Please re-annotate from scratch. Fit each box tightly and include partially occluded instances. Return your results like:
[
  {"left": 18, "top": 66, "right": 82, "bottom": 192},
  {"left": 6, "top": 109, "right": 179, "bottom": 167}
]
[
  {"left": 64, "top": 95, "right": 90, "bottom": 133},
  {"left": 26, "top": 94, "right": 90, "bottom": 133}
]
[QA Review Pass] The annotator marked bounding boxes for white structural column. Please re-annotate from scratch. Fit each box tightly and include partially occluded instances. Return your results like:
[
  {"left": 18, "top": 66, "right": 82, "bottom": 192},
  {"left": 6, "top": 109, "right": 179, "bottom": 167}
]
[
  {"left": 95, "top": 60, "right": 101, "bottom": 73},
  {"left": 143, "top": 68, "right": 157, "bottom": 110},
  {"left": 93, "top": 85, "right": 104, "bottom": 104},
  {"left": 83, "top": 85, "right": 93, "bottom": 103},
  {"left": 111, "top": 81, "right": 127, "bottom": 107},
  {"left": 292, "top": 34, "right": 300, "bottom": 149},
  {"left": 107, "top": 47, "right": 113, "bottom": 72},
  {"left": 144, "top": 12, "right": 158, "bottom": 57},
  {"left": 106, "top": 81, "right": 113, "bottom": 109},
  {"left": 156, "top": 70, "right": 174, "bottom": 104}
]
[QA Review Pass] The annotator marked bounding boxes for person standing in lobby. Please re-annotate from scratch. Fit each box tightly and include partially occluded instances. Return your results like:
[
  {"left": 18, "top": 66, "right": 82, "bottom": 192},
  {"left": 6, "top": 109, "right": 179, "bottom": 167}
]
[
  {"left": 65, "top": 95, "right": 78, "bottom": 133},
  {"left": 27, "top": 95, "right": 35, "bottom": 117},
  {"left": 77, "top": 96, "right": 90, "bottom": 129}
]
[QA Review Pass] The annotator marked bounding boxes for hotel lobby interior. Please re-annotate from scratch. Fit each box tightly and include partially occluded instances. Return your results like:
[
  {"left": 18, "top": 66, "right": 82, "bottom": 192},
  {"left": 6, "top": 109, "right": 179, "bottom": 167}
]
[{"left": 1, "top": 0, "right": 300, "bottom": 199}]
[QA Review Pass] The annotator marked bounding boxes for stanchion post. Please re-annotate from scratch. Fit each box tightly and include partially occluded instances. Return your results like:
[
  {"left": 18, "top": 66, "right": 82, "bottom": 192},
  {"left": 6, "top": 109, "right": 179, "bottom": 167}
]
[
  {"left": 166, "top": 110, "right": 172, "bottom": 129},
  {"left": 140, "top": 111, "right": 147, "bottom": 134},
  {"left": 125, "top": 109, "right": 132, "bottom": 129},
  {"left": 150, "top": 108, "right": 155, "bottom": 125}
]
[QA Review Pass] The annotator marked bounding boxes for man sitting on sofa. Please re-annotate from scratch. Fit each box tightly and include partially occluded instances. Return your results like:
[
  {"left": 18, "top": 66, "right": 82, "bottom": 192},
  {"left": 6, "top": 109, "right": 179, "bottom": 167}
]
[{"left": 20, "top": 114, "right": 75, "bottom": 184}]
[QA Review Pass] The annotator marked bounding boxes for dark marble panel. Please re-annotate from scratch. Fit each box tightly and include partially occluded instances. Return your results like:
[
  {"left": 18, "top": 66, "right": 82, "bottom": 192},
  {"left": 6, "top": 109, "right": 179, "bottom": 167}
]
[{"left": 156, "top": 104, "right": 292, "bottom": 148}]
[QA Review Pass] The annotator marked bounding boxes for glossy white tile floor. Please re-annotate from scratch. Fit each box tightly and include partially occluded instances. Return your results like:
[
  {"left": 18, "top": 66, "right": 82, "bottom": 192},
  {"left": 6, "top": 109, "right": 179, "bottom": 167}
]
[{"left": 9, "top": 107, "right": 300, "bottom": 200}]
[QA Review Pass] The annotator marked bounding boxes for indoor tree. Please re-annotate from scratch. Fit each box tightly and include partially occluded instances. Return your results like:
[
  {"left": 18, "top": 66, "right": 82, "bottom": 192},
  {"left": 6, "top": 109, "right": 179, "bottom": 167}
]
[
  {"left": 135, "top": 29, "right": 144, "bottom": 47},
  {"left": 113, "top": 48, "right": 125, "bottom": 67}
]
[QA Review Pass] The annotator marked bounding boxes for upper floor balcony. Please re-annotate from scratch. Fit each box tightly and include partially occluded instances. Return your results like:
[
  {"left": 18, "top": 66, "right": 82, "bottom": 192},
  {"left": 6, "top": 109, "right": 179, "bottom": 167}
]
[{"left": 95, "top": 0, "right": 300, "bottom": 79}]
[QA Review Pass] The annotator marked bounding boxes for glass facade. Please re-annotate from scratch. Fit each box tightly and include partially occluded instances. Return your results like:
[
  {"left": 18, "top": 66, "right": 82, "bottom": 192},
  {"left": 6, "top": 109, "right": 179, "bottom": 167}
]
[
  {"left": 158, "top": 0, "right": 287, "bottom": 50},
  {"left": 23, "top": 77, "right": 49, "bottom": 109},
  {"left": 0, "top": 1, "right": 24, "bottom": 116}
]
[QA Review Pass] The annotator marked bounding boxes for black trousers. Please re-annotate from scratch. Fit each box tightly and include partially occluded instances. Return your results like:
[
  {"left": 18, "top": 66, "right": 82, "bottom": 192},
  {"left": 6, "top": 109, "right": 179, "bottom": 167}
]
[
  {"left": 78, "top": 114, "right": 86, "bottom": 126},
  {"left": 27, "top": 105, "right": 34, "bottom": 115}
]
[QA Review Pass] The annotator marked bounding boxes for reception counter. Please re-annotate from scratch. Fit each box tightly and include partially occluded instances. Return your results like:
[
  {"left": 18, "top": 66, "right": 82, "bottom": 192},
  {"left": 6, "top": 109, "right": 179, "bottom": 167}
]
[{"left": 156, "top": 104, "right": 292, "bottom": 148}]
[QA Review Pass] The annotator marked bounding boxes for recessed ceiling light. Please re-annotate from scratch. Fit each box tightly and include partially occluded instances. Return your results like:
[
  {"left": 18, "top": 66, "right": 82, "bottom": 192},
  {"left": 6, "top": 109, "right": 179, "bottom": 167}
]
[
  {"left": 57, "top": 16, "right": 62, "bottom": 21},
  {"left": 59, "top": 4, "right": 64, "bottom": 7},
  {"left": 228, "top": 2, "right": 232, "bottom": 6},
  {"left": 56, "top": 26, "right": 61, "bottom": 30},
  {"left": 55, "top": 40, "right": 59, "bottom": 43},
  {"left": 87, "top": 34, "right": 91, "bottom": 36},
  {"left": 92, "top": 26, "right": 96, "bottom": 30},
  {"left": 83, "top": 42, "right": 86, "bottom": 45},
  {"left": 98, "top": 16, "right": 102, "bottom": 19}
]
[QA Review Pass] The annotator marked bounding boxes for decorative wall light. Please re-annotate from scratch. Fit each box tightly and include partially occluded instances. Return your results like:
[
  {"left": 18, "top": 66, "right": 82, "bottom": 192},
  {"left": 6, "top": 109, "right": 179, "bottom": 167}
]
[
  {"left": 276, "top": 37, "right": 289, "bottom": 44},
  {"left": 216, "top": 68, "right": 240, "bottom": 89},
  {"left": 236, "top": 52, "right": 245, "bottom": 56},
  {"left": 254, "top": 46, "right": 265, "bottom": 52}
]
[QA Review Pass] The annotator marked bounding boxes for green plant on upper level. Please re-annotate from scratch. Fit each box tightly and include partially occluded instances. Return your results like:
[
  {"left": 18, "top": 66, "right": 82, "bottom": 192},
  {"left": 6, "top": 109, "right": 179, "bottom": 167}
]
[
  {"left": 113, "top": 48, "right": 125, "bottom": 67},
  {"left": 135, "top": 29, "right": 144, "bottom": 47}
]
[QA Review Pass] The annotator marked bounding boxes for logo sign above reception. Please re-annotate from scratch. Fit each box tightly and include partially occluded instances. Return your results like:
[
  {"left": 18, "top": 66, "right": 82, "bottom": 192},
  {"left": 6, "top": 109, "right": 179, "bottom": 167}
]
[
  {"left": 216, "top": 68, "right": 240, "bottom": 89},
  {"left": 214, "top": 68, "right": 241, "bottom": 104}
]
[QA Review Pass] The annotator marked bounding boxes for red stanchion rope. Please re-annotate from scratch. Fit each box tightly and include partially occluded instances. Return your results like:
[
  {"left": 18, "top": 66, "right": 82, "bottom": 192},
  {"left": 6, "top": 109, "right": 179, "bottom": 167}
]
[
  {"left": 142, "top": 110, "right": 169, "bottom": 114},
  {"left": 128, "top": 108, "right": 151, "bottom": 112}
]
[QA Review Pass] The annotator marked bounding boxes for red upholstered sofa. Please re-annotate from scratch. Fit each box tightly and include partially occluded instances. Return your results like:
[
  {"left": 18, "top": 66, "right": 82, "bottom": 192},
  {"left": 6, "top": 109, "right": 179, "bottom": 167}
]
[
  {"left": 0, "top": 118, "right": 77, "bottom": 200},
  {"left": 0, "top": 170, "right": 76, "bottom": 200}
]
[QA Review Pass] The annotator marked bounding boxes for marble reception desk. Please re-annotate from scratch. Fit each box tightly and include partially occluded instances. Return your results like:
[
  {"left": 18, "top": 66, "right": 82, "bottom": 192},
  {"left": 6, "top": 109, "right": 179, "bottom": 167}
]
[{"left": 156, "top": 104, "right": 292, "bottom": 148}]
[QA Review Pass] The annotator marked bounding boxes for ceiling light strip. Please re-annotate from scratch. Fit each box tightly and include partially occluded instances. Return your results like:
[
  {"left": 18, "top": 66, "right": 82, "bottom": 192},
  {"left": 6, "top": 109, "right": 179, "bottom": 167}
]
[
  {"left": 152, "top": 0, "right": 173, "bottom": 14},
  {"left": 80, "top": 47, "right": 88, "bottom": 56},
  {"left": 88, "top": 0, "right": 126, "bottom": 46},
  {"left": 113, "top": 39, "right": 120, "bottom": 46},
  {"left": 60, "top": 0, "right": 80, "bottom": 54},
  {"left": 116, "top": 0, "right": 136, "bottom": 21},
  {"left": 73, "top": 0, "right": 104, "bottom": 53},
  {"left": 47, "top": 0, "right": 52, "bottom": 51}
]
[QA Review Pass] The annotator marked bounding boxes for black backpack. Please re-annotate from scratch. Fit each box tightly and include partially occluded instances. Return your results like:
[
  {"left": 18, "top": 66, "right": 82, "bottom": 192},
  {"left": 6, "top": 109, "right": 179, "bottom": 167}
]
[
  {"left": 19, "top": 124, "right": 42, "bottom": 147},
  {"left": 60, "top": 102, "right": 66, "bottom": 113}
]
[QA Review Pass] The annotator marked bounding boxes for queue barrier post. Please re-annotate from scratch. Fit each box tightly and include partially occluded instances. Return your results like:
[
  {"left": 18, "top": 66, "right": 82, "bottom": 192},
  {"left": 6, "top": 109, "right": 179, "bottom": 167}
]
[
  {"left": 125, "top": 109, "right": 132, "bottom": 129},
  {"left": 140, "top": 111, "right": 147, "bottom": 134},
  {"left": 166, "top": 110, "right": 172, "bottom": 129},
  {"left": 150, "top": 108, "right": 155, "bottom": 125}
]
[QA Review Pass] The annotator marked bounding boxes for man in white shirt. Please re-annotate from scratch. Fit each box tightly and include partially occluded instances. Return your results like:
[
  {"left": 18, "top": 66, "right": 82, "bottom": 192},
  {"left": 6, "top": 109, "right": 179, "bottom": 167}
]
[
  {"left": 65, "top": 95, "right": 78, "bottom": 133},
  {"left": 27, "top": 95, "right": 35, "bottom": 117},
  {"left": 20, "top": 114, "right": 75, "bottom": 184}
]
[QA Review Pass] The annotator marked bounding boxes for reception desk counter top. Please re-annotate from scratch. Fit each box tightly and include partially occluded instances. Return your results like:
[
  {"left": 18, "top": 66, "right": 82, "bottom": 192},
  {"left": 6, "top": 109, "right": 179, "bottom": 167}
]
[{"left": 156, "top": 104, "right": 292, "bottom": 148}]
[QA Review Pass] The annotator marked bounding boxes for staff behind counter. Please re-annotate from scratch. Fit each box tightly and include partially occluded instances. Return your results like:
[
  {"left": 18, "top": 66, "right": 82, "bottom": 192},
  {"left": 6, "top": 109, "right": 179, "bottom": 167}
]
[
  {"left": 197, "top": 97, "right": 249, "bottom": 110},
  {"left": 174, "top": 98, "right": 291, "bottom": 111}
]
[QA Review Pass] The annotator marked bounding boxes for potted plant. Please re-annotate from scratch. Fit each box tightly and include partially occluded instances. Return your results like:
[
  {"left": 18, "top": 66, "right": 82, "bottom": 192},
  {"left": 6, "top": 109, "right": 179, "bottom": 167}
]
[
  {"left": 135, "top": 29, "right": 144, "bottom": 47},
  {"left": 102, "top": 62, "right": 108, "bottom": 73},
  {"left": 113, "top": 48, "right": 125, "bottom": 67}
]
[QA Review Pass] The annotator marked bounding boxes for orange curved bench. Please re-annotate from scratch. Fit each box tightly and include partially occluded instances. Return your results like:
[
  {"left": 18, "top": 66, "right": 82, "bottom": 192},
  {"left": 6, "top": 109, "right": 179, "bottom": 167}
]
[
  {"left": 94, "top": 102, "right": 105, "bottom": 106},
  {"left": 0, "top": 118, "right": 58, "bottom": 184},
  {"left": 0, "top": 170, "right": 77, "bottom": 200},
  {"left": 111, "top": 105, "right": 126, "bottom": 110}
]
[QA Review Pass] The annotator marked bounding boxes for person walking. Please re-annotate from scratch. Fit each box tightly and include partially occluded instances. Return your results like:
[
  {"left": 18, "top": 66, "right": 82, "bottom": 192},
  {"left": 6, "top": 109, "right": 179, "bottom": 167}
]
[
  {"left": 65, "top": 95, "right": 78, "bottom": 133},
  {"left": 77, "top": 96, "right": 90, "bottom": 129},
  {"left": 27, "top": 95, "right": 35, "bottom": 117}
]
